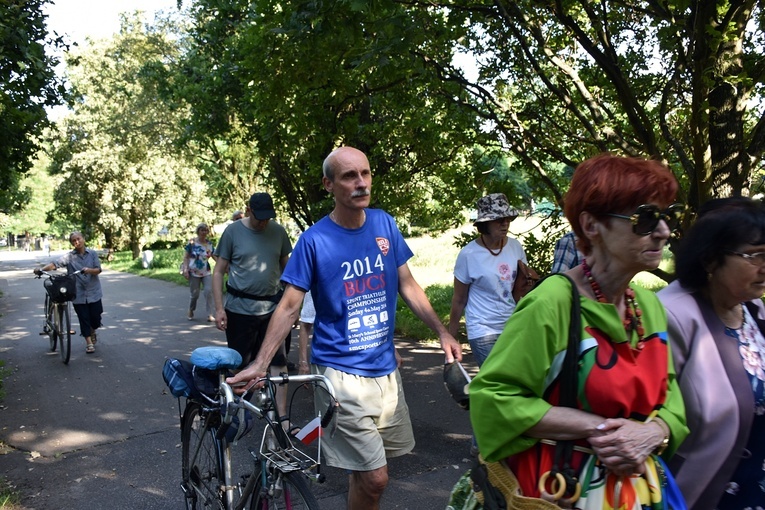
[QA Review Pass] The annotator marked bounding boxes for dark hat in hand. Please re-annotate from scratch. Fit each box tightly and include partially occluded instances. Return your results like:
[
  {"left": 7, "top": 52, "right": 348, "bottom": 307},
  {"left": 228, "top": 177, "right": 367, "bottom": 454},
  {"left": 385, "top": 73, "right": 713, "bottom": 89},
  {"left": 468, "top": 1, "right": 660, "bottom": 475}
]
[{"left": 443, "top": 362, "right": 471, "bottom": 410}]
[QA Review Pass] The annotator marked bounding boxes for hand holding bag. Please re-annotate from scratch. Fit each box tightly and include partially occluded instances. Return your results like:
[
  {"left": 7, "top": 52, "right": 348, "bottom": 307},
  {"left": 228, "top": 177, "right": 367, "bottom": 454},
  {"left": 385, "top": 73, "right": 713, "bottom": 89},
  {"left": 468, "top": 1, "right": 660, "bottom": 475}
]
[{"left": 512, "top": 260, "right": 540, "bottom": 302}]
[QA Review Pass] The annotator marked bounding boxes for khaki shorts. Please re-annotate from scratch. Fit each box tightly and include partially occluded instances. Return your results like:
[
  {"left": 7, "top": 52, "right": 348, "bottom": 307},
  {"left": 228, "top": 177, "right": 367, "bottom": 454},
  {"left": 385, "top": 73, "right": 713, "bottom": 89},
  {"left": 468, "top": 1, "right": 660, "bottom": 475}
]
[{"left": 313, "top": 365, "right": 415, "bottom": 472}]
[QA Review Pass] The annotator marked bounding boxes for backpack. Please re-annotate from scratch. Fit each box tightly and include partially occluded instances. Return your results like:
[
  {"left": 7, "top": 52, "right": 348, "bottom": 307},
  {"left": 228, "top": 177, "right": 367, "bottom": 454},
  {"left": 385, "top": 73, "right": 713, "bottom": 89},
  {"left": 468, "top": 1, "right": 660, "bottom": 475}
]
[{"left": 162, "top": 358, "right": 217, "bottom": 398}]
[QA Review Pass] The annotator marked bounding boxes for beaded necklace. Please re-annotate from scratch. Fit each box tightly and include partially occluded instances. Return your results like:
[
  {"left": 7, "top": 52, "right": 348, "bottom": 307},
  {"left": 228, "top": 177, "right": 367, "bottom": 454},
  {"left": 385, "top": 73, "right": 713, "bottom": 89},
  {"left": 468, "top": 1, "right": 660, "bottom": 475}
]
[
  {"left": 480, "top": 235, "right": 505, "bottom": 256},
  {"left": 581, "top": 260, "right": 646, "bottom": 349}
]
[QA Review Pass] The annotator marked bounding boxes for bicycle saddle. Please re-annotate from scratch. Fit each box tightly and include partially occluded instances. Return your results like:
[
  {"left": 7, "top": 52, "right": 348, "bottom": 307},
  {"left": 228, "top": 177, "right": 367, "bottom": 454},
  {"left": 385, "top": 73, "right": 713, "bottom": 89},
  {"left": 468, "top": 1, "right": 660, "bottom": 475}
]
[{"left": 190, "top": 346, "right": 242, "bottom": 370}]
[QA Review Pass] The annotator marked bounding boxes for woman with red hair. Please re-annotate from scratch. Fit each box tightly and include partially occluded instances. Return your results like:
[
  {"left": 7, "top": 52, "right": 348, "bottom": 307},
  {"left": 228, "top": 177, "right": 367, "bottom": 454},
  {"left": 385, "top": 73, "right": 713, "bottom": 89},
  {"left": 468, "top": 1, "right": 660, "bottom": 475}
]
[{"left": 469, "top": 154, "right": 689, "bottom": 508}]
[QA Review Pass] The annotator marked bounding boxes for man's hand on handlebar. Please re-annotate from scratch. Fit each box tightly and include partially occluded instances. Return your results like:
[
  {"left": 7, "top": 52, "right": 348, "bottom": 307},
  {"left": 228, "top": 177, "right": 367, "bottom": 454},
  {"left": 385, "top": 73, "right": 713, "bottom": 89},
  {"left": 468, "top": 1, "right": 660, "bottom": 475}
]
[
  {"left": 226, "top": 364, "right": 267, "bottom": 395},
  {"left": 33, "top": 269, "right": 42, "bottom": 276}
]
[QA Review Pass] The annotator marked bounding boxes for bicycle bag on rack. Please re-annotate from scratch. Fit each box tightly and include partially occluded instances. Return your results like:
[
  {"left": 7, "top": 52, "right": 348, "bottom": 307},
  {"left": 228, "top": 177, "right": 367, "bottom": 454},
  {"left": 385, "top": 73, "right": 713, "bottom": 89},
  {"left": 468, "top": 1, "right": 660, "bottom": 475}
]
[
  {"left": 44, "top": 274, "right": 76, "bottom": 302},
  {"left": 162, "top": 358, "right": 217, "bottom": 399}
]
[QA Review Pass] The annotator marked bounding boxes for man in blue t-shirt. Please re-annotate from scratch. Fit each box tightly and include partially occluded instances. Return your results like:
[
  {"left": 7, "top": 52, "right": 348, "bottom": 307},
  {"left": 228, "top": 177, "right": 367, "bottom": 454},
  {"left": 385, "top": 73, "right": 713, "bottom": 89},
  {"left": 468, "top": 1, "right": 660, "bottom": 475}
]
[{"left": 228, "top": 146, "right": 462, "bottom": 510}]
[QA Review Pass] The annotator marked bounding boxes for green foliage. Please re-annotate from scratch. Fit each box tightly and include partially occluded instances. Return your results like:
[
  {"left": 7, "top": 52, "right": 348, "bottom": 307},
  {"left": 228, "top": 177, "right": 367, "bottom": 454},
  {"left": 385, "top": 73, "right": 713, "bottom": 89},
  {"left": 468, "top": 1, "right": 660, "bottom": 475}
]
[
  {"left": 105, "top": 248, "right": 189, "bottom": 286},
  {"left": 178, "top": 0, "right": 488, "bottom": 232},
  {"left": 0, "top": 475, "right": 20, "bottom": 508},
  {"left": 395, "top": 284, "right": 453, "bottom": 341},
  {"left": 48, "top": 13, "right": 212, "bottom": 255},
  {"left": 415, "top": 0, "right": 765, "bottom": 213},
  {"left": 0, "top": 0, "right": 65, "bottom": 213},
  {"left": 3, "top": 150, "right": 74, "bottom": 238},
  {"left": 515, "top": 214, "right": 567, "bottom": 277}
]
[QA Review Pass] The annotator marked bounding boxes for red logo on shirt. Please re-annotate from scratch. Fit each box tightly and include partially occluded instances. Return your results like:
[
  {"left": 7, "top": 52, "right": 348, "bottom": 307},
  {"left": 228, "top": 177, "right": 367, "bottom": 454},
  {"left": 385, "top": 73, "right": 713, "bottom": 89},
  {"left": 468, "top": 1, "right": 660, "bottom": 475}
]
[{"left": 376, "top": 237, "right": 390, "bottom": 256}]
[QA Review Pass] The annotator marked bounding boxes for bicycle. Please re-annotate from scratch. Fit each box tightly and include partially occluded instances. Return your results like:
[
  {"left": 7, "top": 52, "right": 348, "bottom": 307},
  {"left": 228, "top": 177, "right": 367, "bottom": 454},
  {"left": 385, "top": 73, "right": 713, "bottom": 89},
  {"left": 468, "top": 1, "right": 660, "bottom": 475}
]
[
  {"left": 174, "top": 346, "right": 338, "bottom": 510},
  {"left": 34, "top": 269, "right": 82, "bottom": 364}
]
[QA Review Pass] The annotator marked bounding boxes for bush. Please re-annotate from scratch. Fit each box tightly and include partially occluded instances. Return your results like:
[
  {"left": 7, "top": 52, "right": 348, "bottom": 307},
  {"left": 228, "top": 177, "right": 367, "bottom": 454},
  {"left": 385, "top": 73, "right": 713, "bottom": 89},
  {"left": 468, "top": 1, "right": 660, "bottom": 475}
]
[{"left": 395, "top": 284, "right": 455, "bottom": 341}]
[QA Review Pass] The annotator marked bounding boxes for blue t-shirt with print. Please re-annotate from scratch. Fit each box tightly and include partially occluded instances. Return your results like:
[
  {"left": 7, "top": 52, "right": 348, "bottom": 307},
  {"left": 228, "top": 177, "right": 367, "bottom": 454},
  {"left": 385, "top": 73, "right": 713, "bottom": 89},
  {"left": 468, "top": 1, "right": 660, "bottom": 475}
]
[{"left": 281, "top": 208, "right": 413, "bottom": 377}]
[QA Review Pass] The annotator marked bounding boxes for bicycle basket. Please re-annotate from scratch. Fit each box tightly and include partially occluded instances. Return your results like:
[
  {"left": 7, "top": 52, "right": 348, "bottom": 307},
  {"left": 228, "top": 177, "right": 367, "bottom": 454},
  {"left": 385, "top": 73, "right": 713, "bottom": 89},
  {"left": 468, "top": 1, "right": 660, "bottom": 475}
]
[{"left": 44, "top": 275, "right": 76, "bottom": 302}]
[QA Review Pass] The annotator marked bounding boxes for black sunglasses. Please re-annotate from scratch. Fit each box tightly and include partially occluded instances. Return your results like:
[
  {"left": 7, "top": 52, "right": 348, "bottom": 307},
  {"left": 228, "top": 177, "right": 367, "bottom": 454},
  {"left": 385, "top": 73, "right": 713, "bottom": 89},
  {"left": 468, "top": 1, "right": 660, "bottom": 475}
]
[{"left": 605, "top": 203, "right": 685, "bottom": 236}]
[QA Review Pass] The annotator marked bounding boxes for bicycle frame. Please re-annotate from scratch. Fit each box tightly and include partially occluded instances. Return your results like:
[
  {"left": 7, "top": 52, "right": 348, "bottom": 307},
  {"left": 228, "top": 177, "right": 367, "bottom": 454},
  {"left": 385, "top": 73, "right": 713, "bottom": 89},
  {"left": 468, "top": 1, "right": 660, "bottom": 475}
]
[
  {"left": 219, "top": 375, "right": 336, "bottom": 509},
  {"left": 182, "top": 372, "right": 337, "bottom": 510},
  {"left": 37, "top": 270, "right": 79, "bottom": 364}
]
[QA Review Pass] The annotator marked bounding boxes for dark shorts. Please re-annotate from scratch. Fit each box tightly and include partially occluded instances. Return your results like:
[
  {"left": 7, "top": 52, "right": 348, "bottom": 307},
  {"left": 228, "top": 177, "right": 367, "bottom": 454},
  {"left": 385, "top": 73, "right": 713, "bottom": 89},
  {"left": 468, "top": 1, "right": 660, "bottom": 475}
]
[{"left": 224, "top": 309, "right": 286, "bottom": 368}]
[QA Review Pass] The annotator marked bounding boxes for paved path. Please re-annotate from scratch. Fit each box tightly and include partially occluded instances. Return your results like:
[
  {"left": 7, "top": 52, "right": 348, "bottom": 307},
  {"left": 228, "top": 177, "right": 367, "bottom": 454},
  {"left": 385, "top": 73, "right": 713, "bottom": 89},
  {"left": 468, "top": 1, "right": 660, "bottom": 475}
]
[{"left": 0, "top": 250, "right": 474, "bottom": 509}]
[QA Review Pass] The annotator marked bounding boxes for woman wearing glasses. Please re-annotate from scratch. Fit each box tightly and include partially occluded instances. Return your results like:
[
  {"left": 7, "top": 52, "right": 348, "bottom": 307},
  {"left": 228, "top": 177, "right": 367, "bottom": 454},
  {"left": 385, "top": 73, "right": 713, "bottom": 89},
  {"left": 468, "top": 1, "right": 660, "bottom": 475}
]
[
  {"left": 468, "top": 154, "right": 688, "bottom": 508},
  {"left": 658, "top": 197, "right": 765, "bottom": 510}
]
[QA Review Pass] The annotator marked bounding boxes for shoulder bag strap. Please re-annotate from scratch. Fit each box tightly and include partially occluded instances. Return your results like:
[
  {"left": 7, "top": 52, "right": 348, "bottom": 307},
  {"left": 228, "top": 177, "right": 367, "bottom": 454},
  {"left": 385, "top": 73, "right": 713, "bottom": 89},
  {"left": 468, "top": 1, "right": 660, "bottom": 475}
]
[{"left": 552, "top": 274, "right": 582, "bottom": 498}]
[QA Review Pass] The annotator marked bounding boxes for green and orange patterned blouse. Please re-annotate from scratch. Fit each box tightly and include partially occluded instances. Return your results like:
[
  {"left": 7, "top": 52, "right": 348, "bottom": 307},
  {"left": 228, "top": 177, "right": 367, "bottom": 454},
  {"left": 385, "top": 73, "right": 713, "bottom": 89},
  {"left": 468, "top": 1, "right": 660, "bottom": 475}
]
[{"left": 470, "top": 275, "right": 688, "bottom": 504}]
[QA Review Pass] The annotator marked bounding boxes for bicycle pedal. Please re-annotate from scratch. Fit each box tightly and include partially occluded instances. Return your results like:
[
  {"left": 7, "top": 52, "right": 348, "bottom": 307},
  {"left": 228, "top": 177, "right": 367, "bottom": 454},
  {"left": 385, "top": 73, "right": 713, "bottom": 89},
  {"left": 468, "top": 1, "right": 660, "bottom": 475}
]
[{"left": 39, "top": 331, "right": 48, "bottom": 336}]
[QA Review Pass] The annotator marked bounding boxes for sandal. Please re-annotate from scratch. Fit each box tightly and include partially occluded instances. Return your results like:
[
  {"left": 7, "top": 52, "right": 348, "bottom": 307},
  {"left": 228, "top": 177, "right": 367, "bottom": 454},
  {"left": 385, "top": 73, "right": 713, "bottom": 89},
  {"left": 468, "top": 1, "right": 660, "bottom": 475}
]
[{"left": 86, "top": 343, "right": 95, "bottom": 354}]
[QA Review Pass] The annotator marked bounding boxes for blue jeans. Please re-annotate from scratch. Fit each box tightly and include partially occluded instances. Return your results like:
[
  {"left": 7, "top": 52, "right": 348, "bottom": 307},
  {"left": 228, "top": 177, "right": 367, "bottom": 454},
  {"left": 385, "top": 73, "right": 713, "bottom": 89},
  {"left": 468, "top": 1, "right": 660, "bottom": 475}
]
[{"left": 469, "top": 333, "right": 500, "bottom": 367}]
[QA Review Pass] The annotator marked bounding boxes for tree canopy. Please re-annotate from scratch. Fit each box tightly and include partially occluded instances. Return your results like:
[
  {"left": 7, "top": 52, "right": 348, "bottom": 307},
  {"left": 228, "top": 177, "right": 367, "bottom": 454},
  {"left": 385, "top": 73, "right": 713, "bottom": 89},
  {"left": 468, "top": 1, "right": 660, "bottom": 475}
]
[
  {"left": 176, "top": 0, "right": 495, "bottom": 231},
  {"left": 48, "top": 13, "right": 210, "bottom": 257},
  {"left": 18, "top": 0, "right": 765, "bottom": 262},
  {"left": 0, "top": 0, "right": 65, "bottom": 212},
  {"left": 413, "top": 0, "right": 765, "bottom": 213}
]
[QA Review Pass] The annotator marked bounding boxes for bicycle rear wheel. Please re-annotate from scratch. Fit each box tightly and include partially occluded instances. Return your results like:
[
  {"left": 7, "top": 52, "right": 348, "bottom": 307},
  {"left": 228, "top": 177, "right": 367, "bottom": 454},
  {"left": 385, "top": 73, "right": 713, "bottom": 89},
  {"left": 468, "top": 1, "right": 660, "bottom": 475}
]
[
  {"left": 45, "top": 296, "right": 57, "bottom": 352},
  {"left": 181, "top": 402, "right": 225, "bottom": 510},
  {"left": 249, "top": 468, "right": 320, "bottom": 510},
  {"left": 58, "top": 303, "right": 71, "bottom": 364}
]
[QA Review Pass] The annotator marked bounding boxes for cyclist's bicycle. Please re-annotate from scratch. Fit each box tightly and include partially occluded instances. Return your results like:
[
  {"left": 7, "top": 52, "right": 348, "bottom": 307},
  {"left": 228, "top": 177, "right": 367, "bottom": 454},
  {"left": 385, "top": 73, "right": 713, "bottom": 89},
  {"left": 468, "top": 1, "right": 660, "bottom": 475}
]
[
  {"left": 34, "top": 269, "right": 81, "bottom": 364},
  {"left": 172, "top": 346, "right": 338, "bottom": 510}
]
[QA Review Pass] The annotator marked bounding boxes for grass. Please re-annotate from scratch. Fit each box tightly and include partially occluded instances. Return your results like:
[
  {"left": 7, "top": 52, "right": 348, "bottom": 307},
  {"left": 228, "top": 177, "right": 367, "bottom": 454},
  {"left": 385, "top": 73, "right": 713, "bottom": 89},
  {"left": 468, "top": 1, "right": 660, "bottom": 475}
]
[
  {"left": 0, "top": 359, "right": 20, "bottom": 508},
  {"left": 0, "top": 477, "right": 20, "bottom": 509},
  {"left": 104, "top": 248, "right": 190, "bottom": 285}
]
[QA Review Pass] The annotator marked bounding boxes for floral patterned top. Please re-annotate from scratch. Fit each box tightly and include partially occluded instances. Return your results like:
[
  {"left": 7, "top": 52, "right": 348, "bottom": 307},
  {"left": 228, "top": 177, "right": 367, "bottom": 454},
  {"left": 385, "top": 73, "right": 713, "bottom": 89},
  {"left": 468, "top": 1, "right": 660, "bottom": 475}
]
[
  {"left": 717, "top": 305, "right": 765, "bottom": 509},
  {"left": 185, "top": 238, "right": 214, "bottom": 278}
]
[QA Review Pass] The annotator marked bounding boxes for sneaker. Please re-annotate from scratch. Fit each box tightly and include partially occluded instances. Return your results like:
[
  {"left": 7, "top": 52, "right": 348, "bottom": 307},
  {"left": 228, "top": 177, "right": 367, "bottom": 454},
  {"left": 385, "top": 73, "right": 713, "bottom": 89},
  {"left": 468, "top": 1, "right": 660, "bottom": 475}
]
[
  {"left": 207, "top": 315, "right": 215, "bottom": 323},
  {"left": 187, "top": 310, "right": 194, "bottom": 321}
]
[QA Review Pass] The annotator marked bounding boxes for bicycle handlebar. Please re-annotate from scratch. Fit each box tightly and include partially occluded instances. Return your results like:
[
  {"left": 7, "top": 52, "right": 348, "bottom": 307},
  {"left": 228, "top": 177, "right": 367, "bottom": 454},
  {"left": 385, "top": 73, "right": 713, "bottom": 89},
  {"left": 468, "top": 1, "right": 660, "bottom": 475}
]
[
  {"left": 219, "top": 373, "right": 338, "bottom": 428},
  {"left": 34, "top": 269, "right": 84, "bottom": 278}
]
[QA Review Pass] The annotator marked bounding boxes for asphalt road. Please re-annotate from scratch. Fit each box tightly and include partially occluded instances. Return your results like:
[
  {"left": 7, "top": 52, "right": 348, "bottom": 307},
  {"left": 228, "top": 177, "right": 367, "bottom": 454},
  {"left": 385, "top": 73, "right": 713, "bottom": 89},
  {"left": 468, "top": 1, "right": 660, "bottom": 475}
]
[{"left": 0, "top": 249, "right": 474, "bottom": 509}]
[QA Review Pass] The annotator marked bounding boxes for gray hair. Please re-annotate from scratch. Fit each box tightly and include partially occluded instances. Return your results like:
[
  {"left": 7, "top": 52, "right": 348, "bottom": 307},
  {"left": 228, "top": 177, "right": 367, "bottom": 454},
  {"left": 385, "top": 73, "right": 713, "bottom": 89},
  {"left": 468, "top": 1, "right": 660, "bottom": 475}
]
[
  {"left": 231, "top": 210, "right": 243, "bottom": 221},
  {"left": 322, "top": 151, "right": 337, "bottom": 181},
  {"left": 196, "top": 223, "right": 209, "bottom": 234},
  {"left": 69, "top": 231, "right": 84, "bottom": 243}
]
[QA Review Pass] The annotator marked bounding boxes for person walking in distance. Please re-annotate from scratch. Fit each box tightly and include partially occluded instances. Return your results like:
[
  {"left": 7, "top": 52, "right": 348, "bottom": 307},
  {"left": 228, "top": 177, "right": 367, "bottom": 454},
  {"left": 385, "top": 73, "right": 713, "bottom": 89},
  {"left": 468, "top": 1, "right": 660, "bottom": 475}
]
[
  {"left": 212, "top": 192, "right": 292, "bottom": 415},
  {"left": 227, "top": 146, "right": 462, "bottom": 510},
  {"left": 181, "top": 223, "right": 216, "bottom": 322},
  {"left": 34, "top": 232, "right": 104, "bottom": 354}
]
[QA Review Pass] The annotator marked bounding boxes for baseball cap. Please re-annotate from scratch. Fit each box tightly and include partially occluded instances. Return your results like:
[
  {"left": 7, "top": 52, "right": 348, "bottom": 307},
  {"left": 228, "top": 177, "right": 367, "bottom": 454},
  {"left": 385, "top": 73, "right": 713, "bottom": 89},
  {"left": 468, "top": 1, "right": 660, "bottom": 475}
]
[{"left": 249, "top": 193, "right": 276, "bottom": 221}]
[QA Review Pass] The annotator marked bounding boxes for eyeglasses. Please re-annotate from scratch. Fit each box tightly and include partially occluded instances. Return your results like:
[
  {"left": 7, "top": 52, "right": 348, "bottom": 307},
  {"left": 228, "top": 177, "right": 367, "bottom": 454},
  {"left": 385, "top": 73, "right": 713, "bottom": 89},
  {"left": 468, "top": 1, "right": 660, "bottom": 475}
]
[
  {"left": 726, "top": 251, "right": 765, "bottom": 267},
  {"left": 605, "top": 203, "right": 685, "bottom": 236}
]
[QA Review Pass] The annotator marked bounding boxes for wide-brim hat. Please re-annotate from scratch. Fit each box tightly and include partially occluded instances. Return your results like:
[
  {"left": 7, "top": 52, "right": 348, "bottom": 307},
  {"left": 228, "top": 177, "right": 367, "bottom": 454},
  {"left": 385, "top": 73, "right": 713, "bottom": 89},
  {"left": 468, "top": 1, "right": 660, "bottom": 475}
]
[
  {"left": 249, "top": 192, "right": 276, "bottom": 221},
  {"left": 473, "top": 193, "right": 519, "bottom": 224}
]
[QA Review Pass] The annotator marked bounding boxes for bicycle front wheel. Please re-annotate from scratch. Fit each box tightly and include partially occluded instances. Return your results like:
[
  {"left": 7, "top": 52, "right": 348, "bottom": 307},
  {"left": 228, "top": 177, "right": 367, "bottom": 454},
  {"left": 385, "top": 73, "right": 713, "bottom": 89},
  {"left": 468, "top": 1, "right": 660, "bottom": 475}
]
[
  {"left": 249, "top": 468, "right": 320, "bottom": 510},
  {"left": 45, "top": 296, "right": 57, "bottom": 352},
  {"left": 58, "top": 303, "right": 71, "bottom": 364},
  {"left": 181, "top": 402, "right": 225, "bottom": 510}
]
